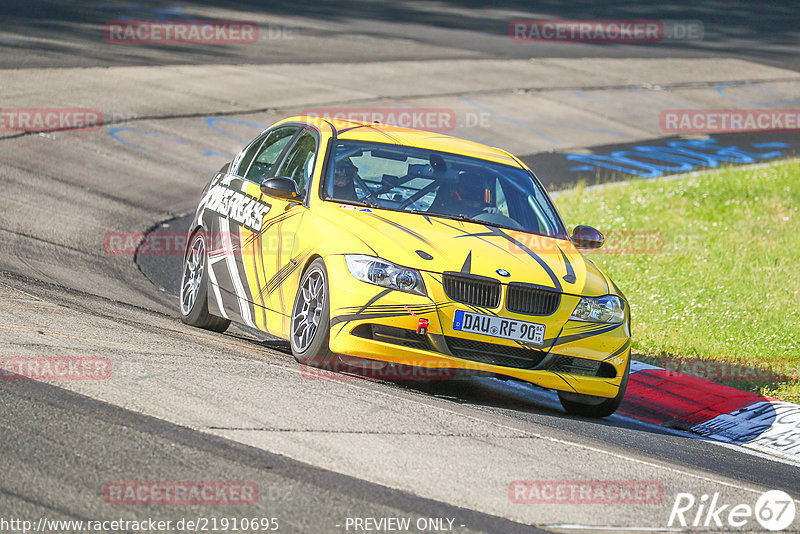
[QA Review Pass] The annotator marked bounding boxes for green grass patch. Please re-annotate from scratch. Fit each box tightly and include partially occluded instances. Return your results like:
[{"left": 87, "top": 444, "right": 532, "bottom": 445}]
[{"left": 553, "top": 160, "right": 800, "bottom": 402}]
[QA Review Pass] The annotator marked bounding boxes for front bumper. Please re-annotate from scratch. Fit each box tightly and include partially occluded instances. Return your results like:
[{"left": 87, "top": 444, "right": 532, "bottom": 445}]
[{"left": 327, "top": 258, "right": 631, "bottom": 398}]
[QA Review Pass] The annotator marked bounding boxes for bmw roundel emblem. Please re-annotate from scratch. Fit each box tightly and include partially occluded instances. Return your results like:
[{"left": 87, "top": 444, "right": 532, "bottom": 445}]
[{"left": 496, "top": 268, "right": 510, "bottom": 277}]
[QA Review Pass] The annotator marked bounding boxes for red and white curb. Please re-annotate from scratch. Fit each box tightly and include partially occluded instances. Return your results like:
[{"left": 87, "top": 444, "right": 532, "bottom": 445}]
[
  {"left": 621, "top": 361, "right": 800, "bottom": 464},
  {"left": 491, "top": 359, "right": 800, "bottom": 465}
]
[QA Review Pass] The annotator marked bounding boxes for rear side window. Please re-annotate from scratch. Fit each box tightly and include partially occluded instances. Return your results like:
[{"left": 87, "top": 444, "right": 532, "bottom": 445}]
[
  {"left": 235, "top": 133, "right": 267, "bottom": 177},
  {"left": 241, "top": 126, "right": 299, "bottom": 183}
]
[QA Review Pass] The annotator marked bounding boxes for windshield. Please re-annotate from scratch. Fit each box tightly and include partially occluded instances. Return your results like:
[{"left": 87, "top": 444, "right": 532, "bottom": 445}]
[{"left": 322, "top": 140, "right": 567, "bottom": 238}]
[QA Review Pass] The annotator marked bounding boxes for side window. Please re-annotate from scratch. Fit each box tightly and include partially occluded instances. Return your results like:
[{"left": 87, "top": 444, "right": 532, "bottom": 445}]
[
  {"left": 235, "top": 133, "right": 268, "bottom": 177},
  {"left": 242, "top": 126, "right": 299, "bottom": 183},
  {"left": 275, "top": 131, "right": 317, "bottom": 196}
]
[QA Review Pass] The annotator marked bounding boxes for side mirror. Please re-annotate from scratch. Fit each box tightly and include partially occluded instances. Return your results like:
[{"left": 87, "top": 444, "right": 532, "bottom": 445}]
[
  {"left": 571, "top": 225, "right": 604, "bottom": 249},
  {"left": 260, "top": 177, "right": 301, "bottom": 201}
]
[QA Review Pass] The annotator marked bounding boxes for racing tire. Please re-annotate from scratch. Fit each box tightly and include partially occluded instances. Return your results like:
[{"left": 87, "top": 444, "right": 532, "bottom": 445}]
[
  {"left": 557, "top": 357, "right": 630, "bottom": 418},
  {"left": 290, "top": 258, "right": 334, "bottom": 368},
  {"left": 179, "top": 229, "right": 231, "bottom": 333}
]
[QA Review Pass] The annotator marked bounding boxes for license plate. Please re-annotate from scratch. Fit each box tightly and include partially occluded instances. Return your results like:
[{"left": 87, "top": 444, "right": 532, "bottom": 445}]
[{"left": 452, "top": 310, "right": 545, "bottom": 346}]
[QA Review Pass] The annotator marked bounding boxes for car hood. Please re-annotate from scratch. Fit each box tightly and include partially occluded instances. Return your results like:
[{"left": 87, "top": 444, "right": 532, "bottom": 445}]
[{"left": 317, "top": 203, "right": 612, "bottom": 296}]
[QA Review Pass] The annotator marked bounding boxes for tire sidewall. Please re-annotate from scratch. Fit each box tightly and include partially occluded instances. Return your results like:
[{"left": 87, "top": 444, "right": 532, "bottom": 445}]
[
  {"left": 558, "top": 355, "right": 630, "bottom": 418},
  {"left": 290, "top": 258, "right": 332, "bottom": 366},
  {"left": 180, "top": 230, "right": 210, "bottom": 324}
]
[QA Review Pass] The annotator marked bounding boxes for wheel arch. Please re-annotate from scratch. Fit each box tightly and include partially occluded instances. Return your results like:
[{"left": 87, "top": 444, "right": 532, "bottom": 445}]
[
  {"left": 299, "top": 253, "right": 325, "bottom": 278},
  {"left": 184, "top": 224, "right": 206, "bottom": 261}
]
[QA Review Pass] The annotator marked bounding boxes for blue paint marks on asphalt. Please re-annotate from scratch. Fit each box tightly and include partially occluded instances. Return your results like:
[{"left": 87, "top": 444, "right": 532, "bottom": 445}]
[
  {"left": 205, "top": 117, "right": 268, "bottom": 143},
  {"left": 566, "top": 138, "right": 789, "bottom": 178},
  {"left": 109, "top": 126, "right": 226, "bottom": 172},
  {"left": 108, "top": 118, "right": 268, "bottom": 165},
  {"left": 95, "top": 3, "right": 185, "bottom": 21},
  {"left": 751, "top": 142, "right": 790, "bottom": 149},
  {"left": 108, "top": 127, "right": 189, "bottom": 159},
  {"left": 203, "top": 149, "right": 232, "bottom": 158}
]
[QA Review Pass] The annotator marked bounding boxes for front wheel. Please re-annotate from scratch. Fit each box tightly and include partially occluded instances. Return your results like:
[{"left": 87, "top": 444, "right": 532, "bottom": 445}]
[
  {"left": 557, "top": 358, "right": 630, "bottom": 418},
  {"left": 290, "top": 258, "right": 333, "bottom": 367},
  {"left": 179, "top": 230, "right": 230, "bottom": 333}
]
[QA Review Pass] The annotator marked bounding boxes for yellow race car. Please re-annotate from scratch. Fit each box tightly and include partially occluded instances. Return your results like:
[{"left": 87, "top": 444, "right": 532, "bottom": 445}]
[{"left": 180, "top": 116, "right": 631, "bottom": 417}]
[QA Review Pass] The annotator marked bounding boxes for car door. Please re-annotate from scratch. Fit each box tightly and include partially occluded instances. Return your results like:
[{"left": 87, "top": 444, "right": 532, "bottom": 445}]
[
  {"left": 204, "top": 125, "right": 300, "bottom": 328},
  {"left": 256, "top": 128, "right": 320, "bottom": 326}
]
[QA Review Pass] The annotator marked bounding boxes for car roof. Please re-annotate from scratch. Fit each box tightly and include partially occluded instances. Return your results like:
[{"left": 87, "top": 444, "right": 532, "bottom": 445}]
[{"left": 275, "top": 115, "right": 524, "bottom": 167}]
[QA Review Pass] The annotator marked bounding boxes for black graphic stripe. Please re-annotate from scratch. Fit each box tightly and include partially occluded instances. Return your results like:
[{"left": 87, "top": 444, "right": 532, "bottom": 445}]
[
  {"left": 550, "top": 371, "right": 578, "bottom": 392},
  {"left": 558, "top": 246, "right": 576, "bottom": 284},
  {"left": 479, "top": 227, "right": 562, "bottom": 292},
  {"left": 356, "top": 289, "right": 393, "bottom": 315},
  {"left": 330, "top": 309, "right": 436, "bottom": 328},
  {"left": 435, "top": 220, "right": 509, "bottom": 254},
  {"left": 339, "top": 300, "right": 451, "bottom": 312},
  {"left": 460, "top": 251, "right": 472, "bottom": 274},
  {"left": 259, "top": 209, "right": 301, "bottom": 234},
  {"left": 369, "top": 214, "right": 436, "bottom": 248},
  {"left": 340, "top": 303, "right": 442, "bottom": 313},
  {"left": 250, "top": 228, "right": 268, "bottom": 328},
  {"left": 546, "top": 323, "right": 620, "bottom": 346},
  {"left": 603, "top": 338, "right": 631, "bottom": 361},
  {"left": 276, "top": 216, "right": 286, "bottom": 319},
  {"left": 263, "top": 249, "right": 311, "bottom": 298}
]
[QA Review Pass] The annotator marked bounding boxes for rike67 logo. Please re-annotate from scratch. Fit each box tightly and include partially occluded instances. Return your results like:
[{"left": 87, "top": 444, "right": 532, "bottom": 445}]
[{"left": 669, "top": 490, "right": 796, "bottom": 531}]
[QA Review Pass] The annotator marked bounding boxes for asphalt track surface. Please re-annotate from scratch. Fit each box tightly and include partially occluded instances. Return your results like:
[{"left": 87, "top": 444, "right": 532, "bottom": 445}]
[{"left": 1, "top": 1, "right": 800, "bottom": 533}]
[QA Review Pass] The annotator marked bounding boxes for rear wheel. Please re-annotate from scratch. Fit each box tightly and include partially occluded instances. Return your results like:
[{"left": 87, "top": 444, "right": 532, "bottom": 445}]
[
  {"left": 290, "top": 259, "right": 333, "bottom": 368},
  {"left": 180, "top": 230, "right": 230, "bottom": 333},
  {"left": 558, "top": 358, "right": 630, "bottom": 418}
]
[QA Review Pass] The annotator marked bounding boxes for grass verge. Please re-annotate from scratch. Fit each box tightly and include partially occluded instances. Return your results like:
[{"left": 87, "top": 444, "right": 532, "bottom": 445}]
[{"left": 553, "top": 160, "right": 800, "bottom": 402}]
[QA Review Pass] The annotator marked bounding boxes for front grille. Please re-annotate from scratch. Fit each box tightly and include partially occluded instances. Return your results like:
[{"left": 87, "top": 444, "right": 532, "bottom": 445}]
[
  {"left": 506, "top": 283, "right": 561, "bottom": 316},
  {"left": 444, "top": 336, "right": 547, "bottom": 369},
  {"left": 351, "top": 324, "right": 429, "bottom": 351},
  {"left": 547, "top": 355, "right": 616, "bottom": 378},
  {"left": 442, "top": 272, "right": 501, "bottom": 308}
]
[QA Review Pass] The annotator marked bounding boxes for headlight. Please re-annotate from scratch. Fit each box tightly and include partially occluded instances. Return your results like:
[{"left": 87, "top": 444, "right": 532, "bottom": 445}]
[
  {"left": 344, "top": 255, "right": 427, "bottom": 297},
  {"left": 570, "top": 295, "right": 625, "bottom": 324}
]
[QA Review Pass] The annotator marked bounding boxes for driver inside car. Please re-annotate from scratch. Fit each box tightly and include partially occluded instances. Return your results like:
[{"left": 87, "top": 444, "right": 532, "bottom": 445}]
[
  {"left": 331, "top": 159, "right": 360, "bottom": 201},
  {"left": 431, "top": 171, "right": 501, "bottom": 217}
]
